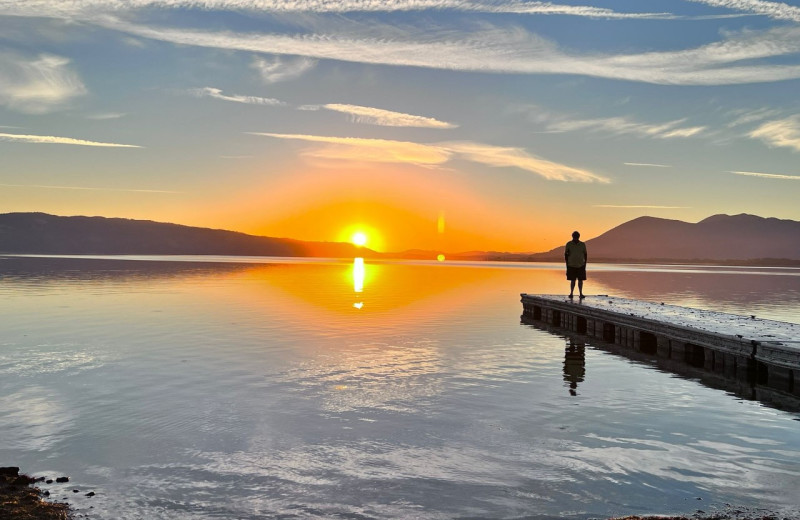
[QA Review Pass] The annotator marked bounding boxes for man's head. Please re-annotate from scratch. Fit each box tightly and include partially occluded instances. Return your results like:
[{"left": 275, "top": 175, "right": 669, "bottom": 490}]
[{"left": 572, "top": 231, "right": 580, "bottom": 240}]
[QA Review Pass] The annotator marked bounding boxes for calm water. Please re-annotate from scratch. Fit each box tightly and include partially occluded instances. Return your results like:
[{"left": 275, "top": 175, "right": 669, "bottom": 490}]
[{"left": 1, "top": 255, "right": 799, "bottom": 519}]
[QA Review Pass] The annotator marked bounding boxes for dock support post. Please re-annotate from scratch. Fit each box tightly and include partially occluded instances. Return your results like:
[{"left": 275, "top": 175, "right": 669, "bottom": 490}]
[{"left": 657, "top": 337, "right": 671, "bottom": 358}]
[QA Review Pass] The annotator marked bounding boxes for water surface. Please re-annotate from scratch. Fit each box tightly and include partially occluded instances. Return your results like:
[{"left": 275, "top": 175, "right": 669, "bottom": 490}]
[{"left": 1, "top": 256, "right": 799, "bottom": 519}]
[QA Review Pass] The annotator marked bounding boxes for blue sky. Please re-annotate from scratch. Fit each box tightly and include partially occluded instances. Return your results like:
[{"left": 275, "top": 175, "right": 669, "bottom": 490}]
[{"left": 1, "top": 0, "right": 799, "bottom": 252}]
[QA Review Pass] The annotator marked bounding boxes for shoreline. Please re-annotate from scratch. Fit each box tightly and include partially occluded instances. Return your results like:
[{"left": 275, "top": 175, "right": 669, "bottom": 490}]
[{"left": 0, "top": 467, "right": 71, "bottom": 520}]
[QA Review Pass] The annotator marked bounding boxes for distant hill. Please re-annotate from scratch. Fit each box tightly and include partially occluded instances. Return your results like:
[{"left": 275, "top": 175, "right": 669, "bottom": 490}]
[
  {"left": 0, "top": 213, "right": 376, "bottom": 258},
  {"left": 1, "top": 212, "right": 798, "bottom": 265},
  {"left": 529, "top": 214, "right": 800, "bottom": 263}
]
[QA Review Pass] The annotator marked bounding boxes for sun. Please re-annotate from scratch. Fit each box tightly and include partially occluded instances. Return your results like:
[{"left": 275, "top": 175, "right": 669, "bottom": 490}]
[{"left": 351, "top": 231, "right": 368, "bottom": 247}]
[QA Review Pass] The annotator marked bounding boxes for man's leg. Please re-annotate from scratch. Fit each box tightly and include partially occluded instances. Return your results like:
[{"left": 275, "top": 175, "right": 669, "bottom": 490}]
[
  {"left": 569, "top": 279, "right": 576, "bottom": 297},
  {"left": 578, "top": 280, "right": 584, "bottom": 298}
]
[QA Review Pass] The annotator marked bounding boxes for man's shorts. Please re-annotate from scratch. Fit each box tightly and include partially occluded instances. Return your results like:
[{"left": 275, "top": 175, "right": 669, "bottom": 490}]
[{"left": 566, "top": 265, "right": 587, "bottom": 281}]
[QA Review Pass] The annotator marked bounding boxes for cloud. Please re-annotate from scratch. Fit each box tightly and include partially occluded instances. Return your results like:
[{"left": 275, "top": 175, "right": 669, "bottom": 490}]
[
  {"left": 0, "top": 1, "right": 672, "bottom": 19},
  {"left": 0, "top": 52, "right": 86, "bottom": 113},
  {"left": 249, "top": 132, "right": 608, "bottom": 182},
  {"left": 624, "top": 162, "right": 672, "bottom": 168},
  {"left": 320, "top": 104, "right": 457, "bottom": 128},
  {"left": 441, "top": 141, "right": 608, "bottom": 182},
  {"left": 688, "top": 0, "right": 800, "bottom": 22},
  {"left": 594, "top": 205, "right": 689, "bottom": 209},
  {"left": 0, "top": 132, "right": 142, "bottom": 147},
  {"left": 86, "top": 112, "right": 127, "bottom": 120},
  {"left": 91, "top": 17, "right": 800, "bottom": 86},
  {"left": 729, "top": 170, "right": 800, "bottom": 180},
  {"left": 748, "top": 116, "right": 800, "bottom": 152},
  {"left": 188, "top": 87, "right": 285, "bottom": 106},
  {"left": 547, "top": 116, "right": 706, "bottom": 139},
  {"left": 250, "top": 132, "right": 453, "bottom": 165},
  {"left": 251, "top": 56, "right": 316, "bottom": 83},
  {"left": 726, "top": 108, "right": 781, "bottom": 128},
  {"left": 0, "top": 183, "right": 178, "bottom": 193}
]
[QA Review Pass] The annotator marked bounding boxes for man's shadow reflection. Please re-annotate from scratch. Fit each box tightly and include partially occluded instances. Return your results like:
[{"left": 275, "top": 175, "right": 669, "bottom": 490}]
[{"left": 564, "top": 339, "right": 586, "bottom": 396}]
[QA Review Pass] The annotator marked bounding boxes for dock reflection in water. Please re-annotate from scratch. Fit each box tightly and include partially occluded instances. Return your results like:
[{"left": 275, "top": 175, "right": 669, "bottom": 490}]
[{"left": 526, "top": 318, "right": 800, "bottom": 414}]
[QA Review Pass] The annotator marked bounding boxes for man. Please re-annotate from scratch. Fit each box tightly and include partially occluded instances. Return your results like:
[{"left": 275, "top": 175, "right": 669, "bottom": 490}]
[{"left": 564, "top": 231, "right": 587, "bottom": 299}]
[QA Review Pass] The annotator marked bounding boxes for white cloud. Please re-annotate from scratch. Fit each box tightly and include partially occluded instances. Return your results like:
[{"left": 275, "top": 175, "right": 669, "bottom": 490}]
[
  {"left": 729, "top": 170, "right": 800, "bottom": 180},
  {"left": 748, "top": 116, "right": 800, "bottom": 152},
  {"left": 0, "top": 1, "right": 671, "bottom": 19},
  {"left": 189, "top": 87, "right": 285, "bottom": 106},
  {"left": 0, "top": 53, "right": 86, "bottom": 113},
  {"left": 548, "top": 116, "right": 706, "bottom": 139},
  {"left": 90, "top": 17, "right": 800, "bottom": 86},
  {"left": 321, "top": 104, "right": 457, "bottom": 128},
  {"left": 249, "top": 132, "right": 608, "bottom": 182},
  {"left": 726, "top": 108, "right": 782, "bottom": 128},
  {"left": 0, "top": 132, "right": 142, "bottom": 147},
  {"left": 251, "top": 56, "right": 316, "bottom": 83},
  {"left": 86, "top": 112, "right": 127, "bottom": 120},
  {"left": 441, "top": 141, "right": 608, "bottom": 182},
  {"left": 624, "top": 162, "right": 672, "bottom": 168},
  {"left": 688, "top": 0, "right": 800, "bottom": 22},
  {"left": 250, "top": 132, "right": 453, "bottom": 165}
]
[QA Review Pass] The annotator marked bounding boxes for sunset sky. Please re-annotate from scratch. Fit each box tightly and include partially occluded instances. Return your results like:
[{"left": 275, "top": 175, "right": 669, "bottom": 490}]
[{"left": 1, "top": 0, "right": 799, "bottom": 253}]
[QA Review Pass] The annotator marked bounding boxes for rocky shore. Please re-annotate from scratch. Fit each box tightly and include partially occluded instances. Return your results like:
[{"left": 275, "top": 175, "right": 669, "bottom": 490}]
[{"left": 0, "top": 467, "right": 71, "bottom": 520}]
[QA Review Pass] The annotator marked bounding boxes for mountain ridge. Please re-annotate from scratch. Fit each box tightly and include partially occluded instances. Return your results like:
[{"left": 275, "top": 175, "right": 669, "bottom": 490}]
[{"left": 1, "top": 212, "right": 798, "bottom": 265}]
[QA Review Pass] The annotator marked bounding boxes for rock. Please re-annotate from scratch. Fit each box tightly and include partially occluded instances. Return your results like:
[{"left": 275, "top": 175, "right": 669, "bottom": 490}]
[
  {"left": 46, "top": 479, "right": 54, "bottom": 484},
  {"left": 43, "top": 490, "right": 50, "bottom": 496},
  {"left": 0, "top": 466, "right": 20, "bottom": 477},
  {"left": 85, "top": 491, "right": 95, "bottom": 497},
  {"left": 13, "top": 475, "right": 37, "bottom": 486},
  {"left": 56, "top": 476, "right": 70, "bottom": 483},
  {"left": 73, "top": 489, "right": 80, "bottom": 493}
]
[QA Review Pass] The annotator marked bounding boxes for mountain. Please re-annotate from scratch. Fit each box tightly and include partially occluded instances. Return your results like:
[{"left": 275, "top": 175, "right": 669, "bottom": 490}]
[
  {"left": 1, "top": 212, "right": 798, "bottom": 264},
  {"left": 531, "top": 214, "right": 800, "bottom": 263},
  {"left": 0, "top": 213, "right": 376, "bottom": 258}
]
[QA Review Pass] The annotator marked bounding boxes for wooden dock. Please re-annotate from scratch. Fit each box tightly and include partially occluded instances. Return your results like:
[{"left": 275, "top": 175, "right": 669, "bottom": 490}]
[{"left": 520, "top": 294, "right": 800, "bottom": 394}]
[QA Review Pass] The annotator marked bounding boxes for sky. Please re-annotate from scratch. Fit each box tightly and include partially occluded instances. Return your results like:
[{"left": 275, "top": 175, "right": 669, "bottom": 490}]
[{"left": 1, "top": 0, "right": 799, "bottom": 254}]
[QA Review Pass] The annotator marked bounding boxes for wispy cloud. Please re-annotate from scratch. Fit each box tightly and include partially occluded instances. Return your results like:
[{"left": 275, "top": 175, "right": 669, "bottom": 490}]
[
  {"left": 548, "top": 116, "right": 706, "bottom": 139},
  {"left": 0, "top": 52, "right": 86, "bottom": 114},
  {"left": 0, "top": 132, "right": 142, "bottom": 148},
  {"left": 188, "top": 87, "right": 285, "bottom": 106},
  {"left": 726, "top": 107, "right": 782, "bottom": 128},
  {"left": 249, "top": 132, "right": 608, "bottom": 182},
  {"left": 92, "top": 17, "right": 800, "bottom": 86},
  {"left": 318, "top": 104, "right": 457, "bottom": 128},
  {"left": 0, "top": 183, "right": 177, "bottom": 193},
  {"left": 0, "top": 1, "right": 672, "bottom": 19},
  {"left": 624, "top": 162, "right": 672, "bottom": 168},
  {"left": 748, "top": 115, "right": 800, "bottom": 152},
  {"left": 251, "top": 56, "right": 316, "bottom": 84},
  {"left": 86, "top": 112, "right": 127, "bottom": 120},
  {"left": 688, "top": 0, "right": 800, "bottom": 22},
  {"left": 729, "top": 170, "right": 800, "bottom": 180},
  {"left": 594, "top": 205, "right": 689, "bottom": 209},
  {"left": 250, "top": 132, "right": 453, "bottom": 166}
]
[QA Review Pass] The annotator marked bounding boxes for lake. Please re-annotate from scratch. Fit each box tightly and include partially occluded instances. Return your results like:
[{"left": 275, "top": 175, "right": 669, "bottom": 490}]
[{"left": 1, "top": 255, "right": 799, "bottom": 519}]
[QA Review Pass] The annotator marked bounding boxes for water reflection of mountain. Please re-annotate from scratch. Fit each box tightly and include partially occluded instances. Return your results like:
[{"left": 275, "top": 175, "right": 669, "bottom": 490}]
[
  {"left": 526, "top": 320, "right": 800, "bottom": 416},
  {"left": 0, "top": 255, "right": 252, "bottom": 284},
  {"left": 591, "top": 268, "right": 800, "bottom": 311}
]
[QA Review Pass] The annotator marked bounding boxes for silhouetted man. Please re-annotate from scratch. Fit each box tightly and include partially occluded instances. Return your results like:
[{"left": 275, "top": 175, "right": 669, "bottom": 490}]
[{"left": 565, "top": 231, "right": 587, "bottom": 299}]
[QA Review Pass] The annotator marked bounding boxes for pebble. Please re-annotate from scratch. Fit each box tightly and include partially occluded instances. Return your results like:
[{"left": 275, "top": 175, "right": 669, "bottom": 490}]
[{"left": 56, "top": 476, "right": 70, "bottom": 483}]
